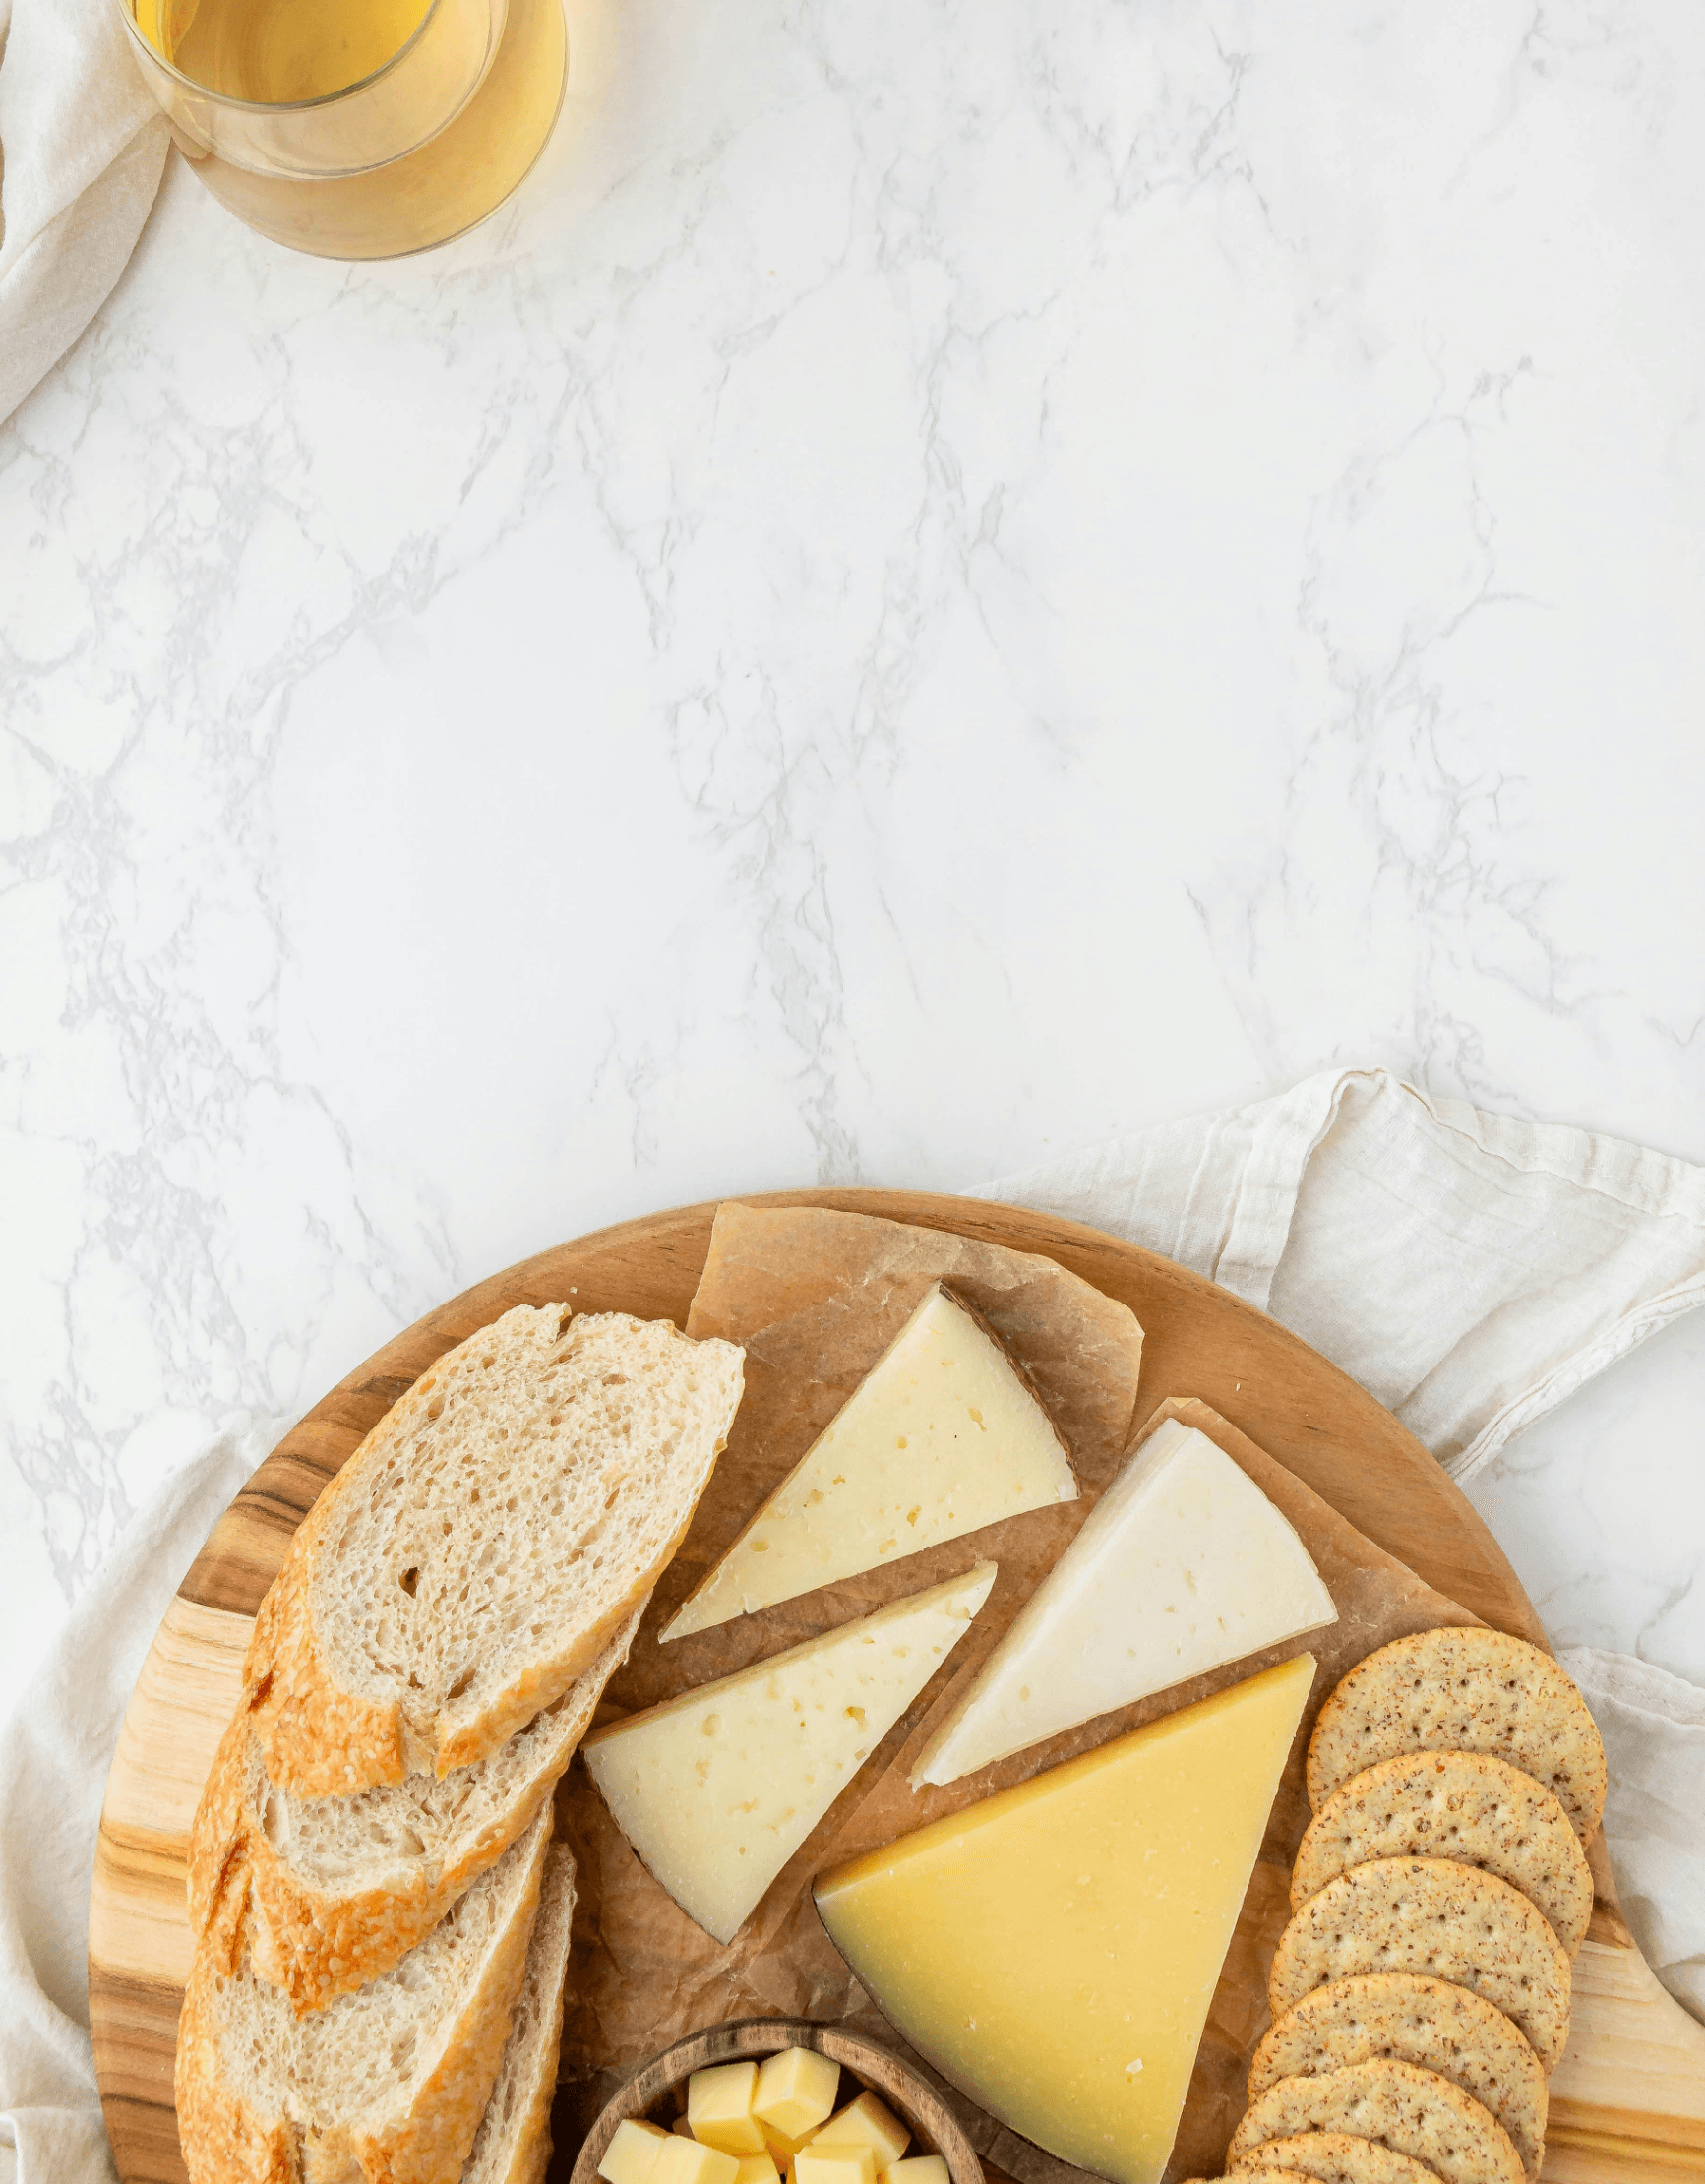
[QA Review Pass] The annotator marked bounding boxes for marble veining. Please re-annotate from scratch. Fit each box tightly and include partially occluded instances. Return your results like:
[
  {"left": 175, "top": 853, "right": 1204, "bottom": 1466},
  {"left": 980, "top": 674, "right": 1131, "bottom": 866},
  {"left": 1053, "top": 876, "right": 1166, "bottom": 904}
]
[{"left": 2, "top": 0, "right": 1702, "bottom": 1720}]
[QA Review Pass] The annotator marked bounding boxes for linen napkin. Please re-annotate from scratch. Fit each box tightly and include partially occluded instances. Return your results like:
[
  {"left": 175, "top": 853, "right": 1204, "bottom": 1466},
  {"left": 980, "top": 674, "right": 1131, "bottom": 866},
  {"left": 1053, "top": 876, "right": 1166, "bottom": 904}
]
[
  {"left": 0, "top": 0, "right": 168, "bottom": 429},
  {"left": 2, "top": 1068, "right": 1701, "bottom": 2184}
]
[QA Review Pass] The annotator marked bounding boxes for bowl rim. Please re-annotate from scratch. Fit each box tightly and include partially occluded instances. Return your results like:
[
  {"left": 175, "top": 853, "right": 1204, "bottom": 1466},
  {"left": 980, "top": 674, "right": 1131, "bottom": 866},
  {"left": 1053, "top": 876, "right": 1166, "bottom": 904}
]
[{"left": 566, "top": 2017, "right": 987, "bottom": 2184}]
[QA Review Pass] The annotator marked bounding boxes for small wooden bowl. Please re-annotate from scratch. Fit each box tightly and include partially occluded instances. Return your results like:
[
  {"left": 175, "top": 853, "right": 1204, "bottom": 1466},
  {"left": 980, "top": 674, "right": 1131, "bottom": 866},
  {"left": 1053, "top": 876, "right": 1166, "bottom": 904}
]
[{"left": 568, "top": 2019, "right": 985, "bottom": 2184}]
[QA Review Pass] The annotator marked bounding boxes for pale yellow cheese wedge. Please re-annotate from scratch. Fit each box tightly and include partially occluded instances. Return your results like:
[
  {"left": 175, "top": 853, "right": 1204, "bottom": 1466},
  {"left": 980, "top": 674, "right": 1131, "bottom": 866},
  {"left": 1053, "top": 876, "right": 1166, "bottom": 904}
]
[
  {"left": 586, "top": 1565, "right": 997, "bottom": 1944},
  {"left": 816, "top": 1654, "right": 1316, "bottom": 2184},
  {"left": 662, "top": 1285, "right": 1073, "bottom": 1640}
]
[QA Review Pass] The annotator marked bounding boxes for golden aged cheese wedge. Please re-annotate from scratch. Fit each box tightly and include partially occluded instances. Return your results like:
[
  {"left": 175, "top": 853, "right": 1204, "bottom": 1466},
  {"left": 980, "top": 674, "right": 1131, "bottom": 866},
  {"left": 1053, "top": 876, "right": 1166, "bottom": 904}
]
[{"left": 817, "top": 1655, "right": 1315, "bottom": 2184}]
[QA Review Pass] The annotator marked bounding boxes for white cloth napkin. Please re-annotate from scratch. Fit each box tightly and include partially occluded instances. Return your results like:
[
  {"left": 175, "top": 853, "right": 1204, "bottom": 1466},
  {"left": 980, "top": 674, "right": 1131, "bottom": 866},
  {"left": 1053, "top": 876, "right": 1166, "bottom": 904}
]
[
  {"left": 0, "top": 0, "right": 168, "bottom": 429},
  {"left": 3, "top": 1067, "right": 1700, "bottom": 2182}
]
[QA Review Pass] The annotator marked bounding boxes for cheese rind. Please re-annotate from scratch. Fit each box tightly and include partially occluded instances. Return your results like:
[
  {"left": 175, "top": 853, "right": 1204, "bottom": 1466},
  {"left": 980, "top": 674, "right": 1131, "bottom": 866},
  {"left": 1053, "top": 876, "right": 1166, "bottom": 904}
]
[
  {"left": 914, "top": 1418, "right": 1336, "bottom": 1787},
  {"left": 662, "top": 1285, "right": 1073, "bottom": 1640},
  {"left": 817, "top": 1654, "right": 1316, "bottom": 2184},
  {"left": 585, "top": 1565, "right": 997, "bottom": 1945}
]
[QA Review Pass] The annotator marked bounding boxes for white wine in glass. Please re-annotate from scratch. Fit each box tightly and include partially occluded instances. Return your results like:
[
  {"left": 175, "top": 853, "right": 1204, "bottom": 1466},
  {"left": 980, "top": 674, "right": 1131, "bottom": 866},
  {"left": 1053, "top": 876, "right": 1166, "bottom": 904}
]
[{"left": 117, "top": 0, "right": 567, "bottom": 259}]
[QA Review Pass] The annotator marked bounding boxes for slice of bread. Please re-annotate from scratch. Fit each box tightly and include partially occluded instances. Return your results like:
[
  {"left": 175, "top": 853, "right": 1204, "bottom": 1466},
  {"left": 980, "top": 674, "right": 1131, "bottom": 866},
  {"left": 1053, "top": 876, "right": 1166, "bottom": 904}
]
[
  {"left": 461, "top": 1843, "right": 577, "bottom": 2184},
  {"left": 177, "top": 1801, "right": 553, "bottom": 2184},
  {"left": 190, "top": 1609, "right": 641, "bottom": 2012},
  {"left": 241, "top": 1308, "right": 743, "bottom": 1796}
]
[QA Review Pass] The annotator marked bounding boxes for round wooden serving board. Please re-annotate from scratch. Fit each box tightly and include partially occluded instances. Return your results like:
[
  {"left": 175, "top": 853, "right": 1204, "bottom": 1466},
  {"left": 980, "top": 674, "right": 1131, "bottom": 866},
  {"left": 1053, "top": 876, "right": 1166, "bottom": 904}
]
[{"left": 89, "top": 1190, "right": 1705, "bottom": 2184}]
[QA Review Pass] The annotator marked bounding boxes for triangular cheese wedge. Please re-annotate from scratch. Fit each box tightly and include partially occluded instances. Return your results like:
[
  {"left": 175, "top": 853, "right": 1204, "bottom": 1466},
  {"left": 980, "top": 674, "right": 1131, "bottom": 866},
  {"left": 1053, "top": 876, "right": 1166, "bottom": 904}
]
[
  {"left": 662, "top": 1284, "right": 1074, "bottom": 1642},
  {"left": 816, "top": 1653, "right": 1315, "bottom": 2184},
  {"left": 583, "top": 1564, "right": 996, "bottom": 1945},
  {"left": 913, "top": 1417, "right": 1336, "bottom": 1787}
]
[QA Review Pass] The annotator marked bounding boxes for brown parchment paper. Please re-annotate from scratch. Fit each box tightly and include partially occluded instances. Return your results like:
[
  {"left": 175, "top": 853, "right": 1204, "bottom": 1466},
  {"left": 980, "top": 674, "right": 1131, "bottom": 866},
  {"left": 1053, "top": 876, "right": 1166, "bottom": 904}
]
[{"left": 555, "top": 1208, "right": 1483, "bottom": 2184}]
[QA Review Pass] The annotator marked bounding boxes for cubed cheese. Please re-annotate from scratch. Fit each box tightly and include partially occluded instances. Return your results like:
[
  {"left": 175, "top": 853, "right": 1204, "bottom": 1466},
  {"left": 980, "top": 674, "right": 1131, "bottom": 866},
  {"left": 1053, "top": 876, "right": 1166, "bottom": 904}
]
[
  {"left": 754, "top": 2050, "right": 841, "bottom": 2142},
  {"left": 656, "top": 2137, "right": 741, "bottom": 2184},
  {"left": 689, "top": 2062, "right": 766, "bottom": 2154},
  {"left": 811, "top": 2093, "right": 909, "bottom": 2169},
  {"left": 598, "top": 2120, "right": 671, "bottom": 2184},
  {"left": 795, "top": 2150, "right": 877, "bottom": 2184}
]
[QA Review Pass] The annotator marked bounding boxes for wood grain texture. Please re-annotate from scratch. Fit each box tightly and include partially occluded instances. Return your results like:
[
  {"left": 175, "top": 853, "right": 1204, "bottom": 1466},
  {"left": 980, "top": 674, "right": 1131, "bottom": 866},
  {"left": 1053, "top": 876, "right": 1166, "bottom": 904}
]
[
  {"left": 565, "top": 2016, "right": 983, "bottom": 2184},
  {"left": 87, "top": 1188, "right": 1705, "bottom": 2184}
]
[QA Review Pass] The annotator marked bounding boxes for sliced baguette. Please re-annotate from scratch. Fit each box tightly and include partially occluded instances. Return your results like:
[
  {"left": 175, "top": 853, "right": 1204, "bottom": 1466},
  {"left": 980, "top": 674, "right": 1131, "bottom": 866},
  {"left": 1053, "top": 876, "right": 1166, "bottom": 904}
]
[
  {"left": 461, "top": 1843, "right": 577, "bottom": 2184},
  {"left": 190, "top": 1608, "right": 641, "bottom": 2011},
  {"left": 176, "top": 1800, "right": 553, "bottom": 2184},
  {"left": 241, "top": 1307, "right": 743, "bottom": 1796}
]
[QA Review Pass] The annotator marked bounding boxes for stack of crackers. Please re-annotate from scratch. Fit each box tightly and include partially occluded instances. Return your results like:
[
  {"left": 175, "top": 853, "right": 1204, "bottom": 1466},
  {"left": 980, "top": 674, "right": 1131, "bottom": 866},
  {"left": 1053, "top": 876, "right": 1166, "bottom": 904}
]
[{"left": 1188, "top": 1627, "right": 1607, "bottom": 2184}]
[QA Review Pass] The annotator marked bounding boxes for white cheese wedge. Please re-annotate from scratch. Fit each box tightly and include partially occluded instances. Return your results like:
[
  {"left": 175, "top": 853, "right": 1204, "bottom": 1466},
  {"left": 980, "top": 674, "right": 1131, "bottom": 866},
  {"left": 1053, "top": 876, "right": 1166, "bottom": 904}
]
[
  {"left": 661, "top": 1284, "right": 1073, "bottom": 1642},
  {"left": 584, "top": 1563, "right": 997, "bottom": 1944},
  {"left": 912, "top": 1417, "right": 1336, "bottom": 1788}
]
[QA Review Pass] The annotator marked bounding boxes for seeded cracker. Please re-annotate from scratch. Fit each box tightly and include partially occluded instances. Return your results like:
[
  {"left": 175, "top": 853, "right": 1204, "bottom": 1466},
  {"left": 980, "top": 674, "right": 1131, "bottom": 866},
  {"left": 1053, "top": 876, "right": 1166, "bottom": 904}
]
[
  {"left": 1229, "top": 2058, "right": 1525, "bottom": 2184},
  {"left": 1249, "top": 1973, "right": 1547, "bottom": 2177},
  {"left": 1292, "top": 1749, "right": 1591, "bottom": 1955},
  {"left": 1227, "top": 2130, "right": 1452, "bottom": 2183},
  {"left": 1269, "top": 1858, "right": 1572, "bottom": 2072},
  {"left": 1305, "top": 1629, "right": 1606, "bottom": 1846}
]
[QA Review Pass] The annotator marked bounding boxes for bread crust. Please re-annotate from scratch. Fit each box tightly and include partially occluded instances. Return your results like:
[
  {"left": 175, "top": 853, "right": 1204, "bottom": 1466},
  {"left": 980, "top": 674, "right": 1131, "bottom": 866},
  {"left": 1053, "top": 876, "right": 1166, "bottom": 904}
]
[
  {"left": 176, "top": 1812, "right": 549, "bottom": 2184},
  {"left": 191, "top": 1613, "right": 639, "bottom": 2013}
]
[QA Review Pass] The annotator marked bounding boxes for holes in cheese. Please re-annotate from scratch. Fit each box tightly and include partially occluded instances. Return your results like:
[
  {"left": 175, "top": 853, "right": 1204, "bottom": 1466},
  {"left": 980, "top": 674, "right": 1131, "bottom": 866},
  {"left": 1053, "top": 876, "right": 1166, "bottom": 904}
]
[
  {"left": 661, "top": 1285, "right": 1073, "bottom": 1641},
  {"left": 913, "top": 1417, "right": 1336, "bottom": 1788},
  {"left": 584, "top": 1565, "right": 997, "bottom": 1945},
  {"left": 816, "top": 1655, "right": 1317, "bottom": 2184}
]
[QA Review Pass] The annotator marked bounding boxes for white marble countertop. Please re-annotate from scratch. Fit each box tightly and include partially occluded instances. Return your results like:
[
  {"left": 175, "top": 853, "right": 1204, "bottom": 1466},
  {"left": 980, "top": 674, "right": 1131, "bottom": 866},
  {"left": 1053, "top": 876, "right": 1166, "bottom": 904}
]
[{"left": 2, "top": 0, "right": 1701, "bottom": 1730}]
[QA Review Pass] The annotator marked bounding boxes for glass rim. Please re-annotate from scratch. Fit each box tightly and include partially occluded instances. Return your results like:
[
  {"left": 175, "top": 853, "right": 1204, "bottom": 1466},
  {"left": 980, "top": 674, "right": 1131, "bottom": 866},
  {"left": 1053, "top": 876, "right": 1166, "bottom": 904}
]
[{"left": 110, "top": 0, "right": 453, "bottom": 114}]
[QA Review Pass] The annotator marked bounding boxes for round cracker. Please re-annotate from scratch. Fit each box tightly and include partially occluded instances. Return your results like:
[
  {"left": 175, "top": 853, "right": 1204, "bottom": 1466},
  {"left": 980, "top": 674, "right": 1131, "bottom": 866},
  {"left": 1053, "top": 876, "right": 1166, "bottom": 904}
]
[
  {"left": 1294, "top": 1751, "right": 1592, "bottom": 1955},
  {"left": 1228, "top": 2131, "right": 1449, "bottom": 2183},
  {"left": 1229, "top": 2059, "right": 1525, "bottom": 2184},
  {"left": 1269, "top": 1857, "right": 1572, "bottom": 2071},
  {"left": 1249, "top": 1973, "right": 1547, "bottom": 2178},
  {"left": 1179, "top": 2171, "right": 1316, "bottom": 2184},
  {"left": 1307, "top": 1629, "right": 1606, "bottom": 1846}
]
